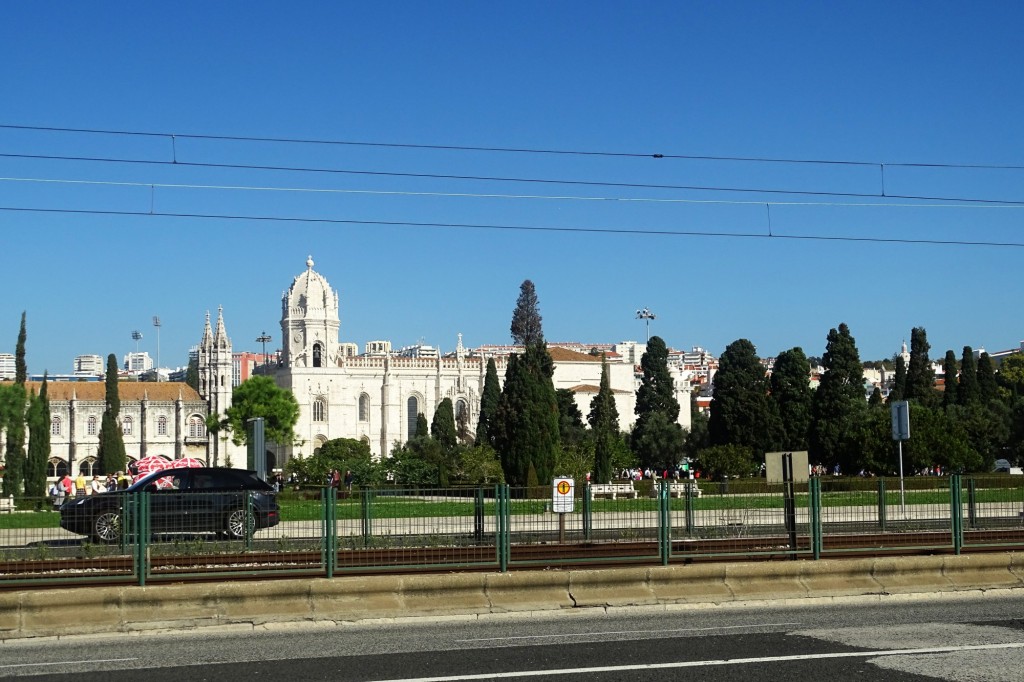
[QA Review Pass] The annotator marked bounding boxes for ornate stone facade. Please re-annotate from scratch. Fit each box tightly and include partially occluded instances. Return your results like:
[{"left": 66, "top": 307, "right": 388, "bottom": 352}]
[{"left": 217, "top": 257, "right": 690, "bottom": 466}]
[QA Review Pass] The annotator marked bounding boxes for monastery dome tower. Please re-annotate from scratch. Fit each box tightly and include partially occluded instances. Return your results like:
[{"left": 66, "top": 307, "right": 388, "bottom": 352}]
[{"left": 280, "top": 256, "right": 341, "bottom": 368}]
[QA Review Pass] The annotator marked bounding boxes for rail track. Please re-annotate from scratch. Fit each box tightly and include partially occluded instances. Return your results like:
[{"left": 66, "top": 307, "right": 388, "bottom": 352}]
[{"left": 3, "top": 528, "right": 1024, "bottom": 588}]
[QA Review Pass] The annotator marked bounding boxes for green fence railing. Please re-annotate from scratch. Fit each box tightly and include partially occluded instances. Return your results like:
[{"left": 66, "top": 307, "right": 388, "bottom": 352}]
[{"left": 3, "top": 474, "right": 1024, "bottom": 587}]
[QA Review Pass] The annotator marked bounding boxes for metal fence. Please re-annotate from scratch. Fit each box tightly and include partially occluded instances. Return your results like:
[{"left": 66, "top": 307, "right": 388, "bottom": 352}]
[{"left": 2, "top": 475, "right": 1023, "bottom": 587}]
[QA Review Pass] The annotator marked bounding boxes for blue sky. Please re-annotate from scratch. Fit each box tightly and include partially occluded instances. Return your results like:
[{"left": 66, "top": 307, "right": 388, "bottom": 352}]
[{"left": 2, "top": 2, "right": 1022, "bottom": 374}]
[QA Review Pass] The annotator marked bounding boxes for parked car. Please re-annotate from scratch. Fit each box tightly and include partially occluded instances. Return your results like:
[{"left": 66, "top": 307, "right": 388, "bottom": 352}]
[{"left": 60, "top": 467, "right": 279, "bottom": 542}]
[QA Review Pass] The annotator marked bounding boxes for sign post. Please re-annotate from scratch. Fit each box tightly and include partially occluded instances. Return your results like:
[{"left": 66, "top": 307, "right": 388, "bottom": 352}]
[
  {"left": 246, "top": 417, "right": 266, "bottom": 481},
  {"left": 890, "top": 400, "right": 911, "bottom": 514},
  {"left": 552, "top": 477, "right": 574, "bottom": 544}
]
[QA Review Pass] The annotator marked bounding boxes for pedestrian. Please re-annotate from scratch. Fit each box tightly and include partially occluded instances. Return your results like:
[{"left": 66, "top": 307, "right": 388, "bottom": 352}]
[
  {"left": 74, "top": 471, "right": 88, "bottom": 496},
  {"left": 49, "top": 480, "right": 64, "bottom": 508},
  {"left": 90, "top": 475, "right": 105, "bottom": 495},
  {"left": 343, "top": 469, "right": 354, "bottom": 492},
  {"left": 329, "top": 468, "right": 341, "bottom": 490},
  {"left": 61, "top": 473, "right": 75, "bottom": 498}
]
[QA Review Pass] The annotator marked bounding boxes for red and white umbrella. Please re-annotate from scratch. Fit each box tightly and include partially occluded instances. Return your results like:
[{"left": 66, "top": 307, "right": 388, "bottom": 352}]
[
  {"left": 134, "top": 455, "right": 172, "bottom": 477},
  {"left": 170, "top": 457, "right": 206, "bottom": 469}
]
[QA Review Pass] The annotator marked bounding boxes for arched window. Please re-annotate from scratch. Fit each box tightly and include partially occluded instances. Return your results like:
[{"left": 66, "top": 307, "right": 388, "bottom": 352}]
[
  {"left": 87, "top": 415, "right": 98, "bottom": 436},
  {"left": 313, "top": 342, "right": 323, "bottom": 368},
  {"left": 360, "top": 435, "right": 371, "bottom": 447},
  {"left": 188, "top": 415, "right": 206, "bottom": 439},
  {"left": 313, "top": 397, "right": 326, "bottom": 422},
  {"left": 157, "top": 415, "right": 168, "bottom": 436},
  {"left": 313, "top": 435, "right": 327, "bottom": 454},
  {"left": 407, "top": 396, "right": 419, "bottom": 436},
  {"left": 122, "top": 416, "right": 133, "bottom": 436},
  {"left": 50, "top": 416, "right": 61, "bottom": 436},
  {"left": 358, "top": 394, "right": 370, "bottom": 422},
  {"left": 79, "top": 458, "right": 96, "bottom": 477},
  {"left": 455, "top": 399, "right": 468, "bottom": 421}
]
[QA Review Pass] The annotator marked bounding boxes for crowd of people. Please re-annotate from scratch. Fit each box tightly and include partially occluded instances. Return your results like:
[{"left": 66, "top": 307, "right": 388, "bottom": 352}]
[{"left": 48, "top": 471, "right": 132, "bottom": 507}]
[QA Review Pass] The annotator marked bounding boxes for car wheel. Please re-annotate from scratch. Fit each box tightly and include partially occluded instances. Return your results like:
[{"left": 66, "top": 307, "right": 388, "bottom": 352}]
[
  {"left": 92, "top": 511, "right": 122, "bottom": 543},
  {"left": 224, "top": 508, "right": 255, "bottom": 539}
]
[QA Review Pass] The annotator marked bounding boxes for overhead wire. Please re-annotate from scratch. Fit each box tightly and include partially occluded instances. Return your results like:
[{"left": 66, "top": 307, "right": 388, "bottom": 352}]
[
  {"left": 3, "top": 122, "right": 1024, "bottom": 171},
  {"left": 1, "top": 205, "right": 1020, "bottom": 248},
  {"left": 1, "top": 152, "right": 1023, "bottom": 206},
  {"left": 2, "top": 175, "right": 1023, "bottom": 210}
]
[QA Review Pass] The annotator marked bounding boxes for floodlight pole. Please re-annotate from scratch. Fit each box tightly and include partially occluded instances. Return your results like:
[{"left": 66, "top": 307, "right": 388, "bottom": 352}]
[{"left": 635, "top": 308, "right": 656, "bottom": 343}]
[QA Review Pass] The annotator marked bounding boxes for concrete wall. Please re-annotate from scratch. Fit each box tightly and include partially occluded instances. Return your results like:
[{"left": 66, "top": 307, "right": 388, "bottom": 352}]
[{"left": 2, "top": 553, "right": 1023, "bottom": 639}]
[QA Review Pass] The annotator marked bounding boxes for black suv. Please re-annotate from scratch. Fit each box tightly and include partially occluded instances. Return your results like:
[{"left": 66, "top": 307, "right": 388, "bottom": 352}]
[{"left": 60, "top": 467, "right": 280, "bottom": 542}]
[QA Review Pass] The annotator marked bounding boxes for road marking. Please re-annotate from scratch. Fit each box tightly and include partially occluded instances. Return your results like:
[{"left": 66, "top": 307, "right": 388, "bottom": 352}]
[
  {"left": 379, "top": 643, "right": 1024, "bottom": 681},
  {"left": 455, "top": 622, "right": 803, "bottom": 642},
  {"left": 0, "top": 658, "right": 138, "bottom": 670}
]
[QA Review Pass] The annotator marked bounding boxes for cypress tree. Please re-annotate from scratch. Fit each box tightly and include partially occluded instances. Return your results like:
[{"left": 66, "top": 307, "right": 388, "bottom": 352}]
[
  {"left": 942, "top": 350, "right": 959, "bottom": 408},
  {"left": 809, "top": 323, "right": 865, "bottom": 470},
  {"left": 15, "top": 312, "right": 26, "bottom": 384},
  {"left": 556, "top": 389, "right": 587, "bottom": 446},
  {"left": 510, "top": 280, "right": 543, "bottom": 346},
  {"left": 475, "top": 358, "right": 501, "bottom": 446},
  {"left": 97, "top": 353, "right": 126, "bottom": 475},
  {"left": 3, "top": 313, "right": 28, "bottom": 496},
  {"left": 2, "top": 385, "right": 26, "bottom": 497},
  {"left": 709, "top": 338, "right": 783, "bottom": 458},
  {"left": 904, "top": 327, "right": 935, "bottom": 405},
  {"left": 494, "top": 283, "right": 560, "bottom": 487},
  {"left": 414, "top": 413, "right": 429, "bottom": 440},
  {"left": 890, "top": 354, "right": 907, "bottom": 402},
  {"left": 634, "top": 337, "right": 680, "bottom": 426},
  {"left": 588, "top": 358, "right": 619, "bottom": 484},
  {"left": 770, "top": 347, "right": 813, "bottom": 450},
  {"left": 494, "top": 344, "right": 560, "bottom": 486},
  {"left": 958, "top": 347, "right": 979, "bottom": 405},
  {"left": 25, "top": 375, "right": 50, "bottom": 499},
  {"left": 633, "top": 336, "right": 685, "bottom": 469},
  {"left": 185, "top": 353, "right": 200, "bottom": 392},
  {"left": 977, "top": 352, "right": 998, "bottom": 403},
  {"left": 430, "top": 398, "right": 457, "bottom": 453}
]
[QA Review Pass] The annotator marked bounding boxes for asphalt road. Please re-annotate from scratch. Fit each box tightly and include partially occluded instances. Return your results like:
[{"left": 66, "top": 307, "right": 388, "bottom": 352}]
[{"left": 2, "top": 593, "right": 1022, "bottom": 681}]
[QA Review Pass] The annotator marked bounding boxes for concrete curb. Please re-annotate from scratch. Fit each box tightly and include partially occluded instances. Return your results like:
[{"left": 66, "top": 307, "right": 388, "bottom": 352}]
[{"left": 2, "top": 552, "right": 1022, "bottom": 640}]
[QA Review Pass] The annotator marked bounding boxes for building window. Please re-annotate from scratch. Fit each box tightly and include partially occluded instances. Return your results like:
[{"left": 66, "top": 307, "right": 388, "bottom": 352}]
[
  {"left": 87, "top": 415, "right": 98, "bottom": 436},
  {"left": 188, "top": 415, "right": 206, "bottom": 439},
  {"left": 455, "top": 399, "right": 468, "bottom": 421},
  {"left": 359, "top": 394, "right": 370, "bottom": 422},
  {"left": 407, "top": 396, "right": 419, "bottom": 436},
  {"left": 313, "top": 397, "right": 326, "bottom": 422},
  {"left": 51, "top": 416, "right": 61, "bottom": 436},
  {"left": 79, "top": 458, "right": 96, "bottom": 477},
  {"left": 313, "top": 342, "right": 323, "bottom": 368},
  {"left": 157, "top": 415, "right": 168, "bottom": 436},
  {"left": 122, "top": 416, "right": 133, "bottom": 436}
]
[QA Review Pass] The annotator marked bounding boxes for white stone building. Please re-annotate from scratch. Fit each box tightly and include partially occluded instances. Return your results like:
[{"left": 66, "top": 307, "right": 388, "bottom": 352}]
[
  {"left": 29, "top": 381, "right": 209, "bottom": 478},
  {"left": 220, "top": 257, "right": 690, "bottom": 467}
]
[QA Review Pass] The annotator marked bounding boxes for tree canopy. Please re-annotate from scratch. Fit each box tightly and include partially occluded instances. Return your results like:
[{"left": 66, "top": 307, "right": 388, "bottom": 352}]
[
  {"left": 632, "top": 336, "right": 684, "bottom": 469},
  {"left": 221, "top": 376, "right": 300, "bottom": 446},
  {"left": 770, "top": 347, "right": 813, "bottom": 450},
  {"left": 809, "top": 323, "right": 865, "bottom": 470},
  {"left": 510, "top": 279, "right": 543, "bottom": 346},
  {"left": 709, "top": 338, "right": 782, "bottom": 459},
  {"left": 588, "top": 358, "right": 620, "bottom": 483}
]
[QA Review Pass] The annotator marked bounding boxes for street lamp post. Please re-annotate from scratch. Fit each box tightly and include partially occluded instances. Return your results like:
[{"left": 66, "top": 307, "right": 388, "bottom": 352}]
[
  {"left": 152, "top": 316, "right": 161, "bottom": 381},
  {"left": 635, "top": 308, "right": 656, "bottom": 343},
  {"left": 256, "top": 332, "right": 272, "bottom": 372}
]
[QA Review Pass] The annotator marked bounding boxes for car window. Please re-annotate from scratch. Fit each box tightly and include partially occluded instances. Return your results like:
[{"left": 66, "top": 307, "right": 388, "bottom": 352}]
[{"left": 192, "top": 473, "right": 218, "bottom": 490}]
